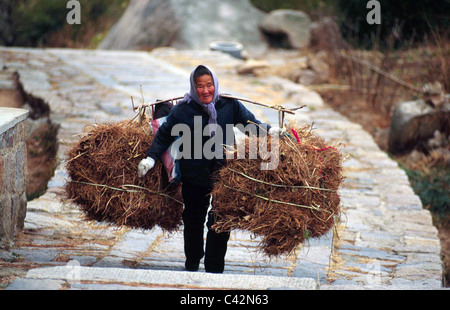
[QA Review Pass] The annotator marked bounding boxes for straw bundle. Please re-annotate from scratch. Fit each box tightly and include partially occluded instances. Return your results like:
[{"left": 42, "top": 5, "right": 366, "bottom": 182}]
[
  {"left": 64, "top": 118, "right": 183, "bottom": 232},
  {"left": 211, "top": 125, "right": 344, "bottom": 257}
]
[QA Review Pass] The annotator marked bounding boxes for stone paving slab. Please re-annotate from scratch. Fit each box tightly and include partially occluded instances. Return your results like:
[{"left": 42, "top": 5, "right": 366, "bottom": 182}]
[
  {"left": 7, "top": 266, "right": 317, "bottom": 290},
  {"left": 0, "top": 47, "right": 444, "bottom": 290}
]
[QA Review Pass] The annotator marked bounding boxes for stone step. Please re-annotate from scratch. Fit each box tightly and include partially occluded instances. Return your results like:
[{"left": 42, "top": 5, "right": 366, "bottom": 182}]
[{"left": 7, "top": 266, "right": 318, "bottom": 290}]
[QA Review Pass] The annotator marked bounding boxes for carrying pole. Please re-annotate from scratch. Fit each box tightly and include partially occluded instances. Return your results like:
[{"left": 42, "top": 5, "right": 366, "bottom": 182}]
[{"left": 131, "top": 93, "right": 304, "bottom": 116}]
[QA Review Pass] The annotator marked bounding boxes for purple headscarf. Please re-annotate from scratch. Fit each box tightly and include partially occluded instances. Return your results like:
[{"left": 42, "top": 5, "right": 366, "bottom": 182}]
[{"left": 178, "top": 65, "right": 219, "bottom": 135}]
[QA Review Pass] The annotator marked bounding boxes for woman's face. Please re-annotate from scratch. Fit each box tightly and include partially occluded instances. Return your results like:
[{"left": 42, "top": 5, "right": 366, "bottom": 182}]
[{"left": 195, "top": 74, "right": 215, "bottom": 104}]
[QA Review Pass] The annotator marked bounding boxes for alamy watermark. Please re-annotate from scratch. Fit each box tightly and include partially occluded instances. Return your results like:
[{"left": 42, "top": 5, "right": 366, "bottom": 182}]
[
  {"left": 66, "top": 1, "right": 381, "bottom": 26},
  {"left": 365, "top": 260, "right": 383, "bottom": 287},
  {"left": 170, "top": 118, "right": 280, "bottom": 170},
  {"left": 64, "top": 260, "right": 81, "bottom": 284},
  {"left": 366, "top": 0, "right": 381, "bottom": 25},
  {"left": 66, "top": 0, "right": 81, "bottom": 25}
]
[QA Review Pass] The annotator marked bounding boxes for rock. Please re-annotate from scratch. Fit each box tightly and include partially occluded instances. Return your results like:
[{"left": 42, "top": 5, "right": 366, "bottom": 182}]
[
  {"left": 268, "top": 56, "right": 309, "bottom": 82},
  {"left": 5, "top": 278, "right": 65, "bottom": 290},
  {"left": 427, "top": 130, "right": 448, "bottom": 149},
  {"left": 388, "top": 95, "right": 450, "bottom": 154},
  {"left": 236, "top": 59, "right": 270, "bottom": 75},
  {"left": 98, "top": 0, "right": 179, "bottom": 50},
  {"left": 99, "top": 0, "right": 268, "bottom": 57},
  {"left": 298, "top": 69, "right": 319, "bottom": 85},
  {"left": 259, "top": 9, "right": 311, "bottom": 49},
  {"left": 422, "top": 81, "right": 447, "bottom": 109},
  {"left": 307, "top": 51, "right": 330, "bottom": 83},
  {"left": 0, "top": 249, "right": 15, "bottom": 262},
  {"left": 280, "top": 52, "right": 330, "bottom": 85},
  {"left": 309, "top": 16, "right": 346, "bottom": 51}
]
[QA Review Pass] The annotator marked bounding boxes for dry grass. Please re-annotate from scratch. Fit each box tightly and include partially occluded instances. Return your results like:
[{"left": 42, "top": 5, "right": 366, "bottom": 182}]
[
  {"left": 211, "top": 125, "right": 345, "bottom": 257},
  {"left": 64, "top": 117, "right": 183, "bottom": 232}
]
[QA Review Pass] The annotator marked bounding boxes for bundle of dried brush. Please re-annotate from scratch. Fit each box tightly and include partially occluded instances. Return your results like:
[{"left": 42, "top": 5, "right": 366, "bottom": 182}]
[
  {"left": 64, "top": 117, "right": 183, "bottom": 232},
  {"left": 211, "top": 125, "right": 345, "bottom": 257}
]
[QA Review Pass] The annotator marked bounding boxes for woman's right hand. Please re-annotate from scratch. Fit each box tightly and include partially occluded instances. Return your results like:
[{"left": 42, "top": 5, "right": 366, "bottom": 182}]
[{"left": 137, "top": 157, "right": 155, "bottom": 177}]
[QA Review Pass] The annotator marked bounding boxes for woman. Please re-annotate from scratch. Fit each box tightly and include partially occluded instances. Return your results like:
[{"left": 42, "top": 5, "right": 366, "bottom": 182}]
[{"left": 138, "top": 65, "right": 283, "bottom": 273}]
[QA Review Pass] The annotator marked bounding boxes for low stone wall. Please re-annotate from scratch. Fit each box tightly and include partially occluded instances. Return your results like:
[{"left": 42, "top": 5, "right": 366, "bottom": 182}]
[{"left": 0, "top": 107, "right": 28, "bottom": 249}]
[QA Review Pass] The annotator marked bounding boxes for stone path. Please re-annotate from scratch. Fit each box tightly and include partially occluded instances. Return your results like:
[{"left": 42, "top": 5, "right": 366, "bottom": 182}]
[{"left": 0, "top": 47, "right": 444, "bottom": 290}]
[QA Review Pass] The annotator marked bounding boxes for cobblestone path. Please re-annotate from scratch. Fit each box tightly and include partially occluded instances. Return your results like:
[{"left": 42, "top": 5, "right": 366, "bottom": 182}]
[{"left": 0, "top": 47, "right": 443, "bottom": 290}]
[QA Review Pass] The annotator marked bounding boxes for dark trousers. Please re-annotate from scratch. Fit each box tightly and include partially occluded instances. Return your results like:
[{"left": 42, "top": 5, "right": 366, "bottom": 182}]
[{"left": 181, "top": 181, "right": 230, "bottom": 273}]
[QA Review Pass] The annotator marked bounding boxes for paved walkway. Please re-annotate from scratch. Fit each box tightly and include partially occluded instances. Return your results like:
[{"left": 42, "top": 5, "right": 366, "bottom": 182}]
[{"left": 0, "top": 47, "right": 443, "bottom": 290}]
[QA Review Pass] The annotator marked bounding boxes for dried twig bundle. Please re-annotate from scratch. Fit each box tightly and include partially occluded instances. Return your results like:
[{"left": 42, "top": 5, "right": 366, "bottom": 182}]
[
  {"left": 64, "top": 118, "right": 183, "bottom": 232},
  {"left": 211, "top": 125, "right": 344, "bottom": 257}
]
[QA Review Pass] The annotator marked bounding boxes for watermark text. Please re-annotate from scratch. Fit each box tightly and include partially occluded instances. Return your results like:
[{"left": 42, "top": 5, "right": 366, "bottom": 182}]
[
  {"left": 170, "top": 118, "right": 280, "bottom": 170},
  {"left": 66, "top": 0, "right": 81, "bottom": 25},
  {"left": 366, "top": 0, "right": 381, "bottom": 25}
]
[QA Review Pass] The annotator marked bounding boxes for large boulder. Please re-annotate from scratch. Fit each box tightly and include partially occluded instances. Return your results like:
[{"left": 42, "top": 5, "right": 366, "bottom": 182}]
[
  {"left": 259, "top": 9, "right": 311, "bottom": 49},
  {"left": 98, "top": 0, "right": 268, "bottom": 57},
  {"left": 388, "top": 95, "right": 450, "bottom": 154},
  {"left": 309, "top": 16, "right": 347, "bottom": 51}
]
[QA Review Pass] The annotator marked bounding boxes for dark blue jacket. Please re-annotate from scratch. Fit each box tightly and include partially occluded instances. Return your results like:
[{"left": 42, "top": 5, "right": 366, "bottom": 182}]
[{"left": 146, "top": 96, "right": 270, "bottom": 187}]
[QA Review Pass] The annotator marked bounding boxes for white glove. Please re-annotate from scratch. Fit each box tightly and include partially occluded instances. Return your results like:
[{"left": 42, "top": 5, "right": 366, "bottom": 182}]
[
  {"left": 137, "top": 157, "right": 155, "bottom": 178},
  {"left": 268, "top": 126, "right": 286, "bottom": 136}
]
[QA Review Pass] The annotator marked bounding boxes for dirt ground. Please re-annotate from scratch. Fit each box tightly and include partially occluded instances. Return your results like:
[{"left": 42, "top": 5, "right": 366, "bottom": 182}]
[
  {"left": 25, "top": 122, "right": 58, "bottom": 200},
  {"left": 0, "top": 89, "right": 24, "bottom": 108},
  {"left": 437, "top": 219, "right": 450, "bottom": 286}
]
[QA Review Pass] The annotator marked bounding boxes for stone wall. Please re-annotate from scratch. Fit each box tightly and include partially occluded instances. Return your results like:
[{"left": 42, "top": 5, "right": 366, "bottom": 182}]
[{"left": 0, "top": 107, "right": 28, "bottom": 249}]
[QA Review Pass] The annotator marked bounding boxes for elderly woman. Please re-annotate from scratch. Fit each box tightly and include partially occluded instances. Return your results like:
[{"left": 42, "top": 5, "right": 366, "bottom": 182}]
[{"left": 138, "top": 65, "right": 283, "bottom": 273}]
